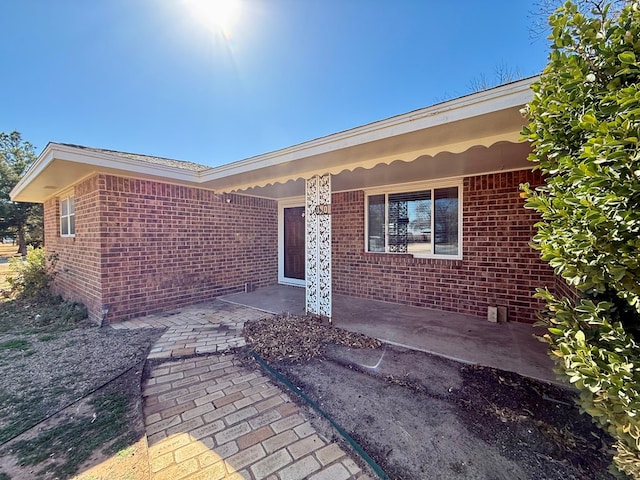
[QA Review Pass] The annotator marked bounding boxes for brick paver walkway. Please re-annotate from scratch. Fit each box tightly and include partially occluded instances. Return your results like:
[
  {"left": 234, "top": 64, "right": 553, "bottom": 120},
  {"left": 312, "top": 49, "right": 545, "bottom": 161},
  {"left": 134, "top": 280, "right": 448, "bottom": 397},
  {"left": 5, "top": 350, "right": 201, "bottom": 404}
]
[
  {"left": 113, "top": 300, "right": 266, "bottom": 359},
  {"left": 116, "top": 300, "right": 373, "bottom": 480}
]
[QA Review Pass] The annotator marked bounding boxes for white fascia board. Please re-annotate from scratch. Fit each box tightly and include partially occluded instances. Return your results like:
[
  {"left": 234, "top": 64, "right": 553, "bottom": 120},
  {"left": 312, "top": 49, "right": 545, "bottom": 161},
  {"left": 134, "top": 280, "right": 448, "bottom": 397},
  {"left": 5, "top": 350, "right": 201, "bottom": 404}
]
[
  {"left": 10, "top": 143, "right": 200, "bottom": 201},
  {"left": 200, "top": 77, "right": 536, "bottom": 183}
]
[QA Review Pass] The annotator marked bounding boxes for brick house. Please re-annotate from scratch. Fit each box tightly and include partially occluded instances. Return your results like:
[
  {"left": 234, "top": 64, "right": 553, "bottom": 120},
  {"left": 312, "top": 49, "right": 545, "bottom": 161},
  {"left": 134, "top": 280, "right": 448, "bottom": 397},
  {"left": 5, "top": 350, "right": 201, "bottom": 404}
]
[{"left": 11, "top": 77, "right": 559, "bottom": 325}]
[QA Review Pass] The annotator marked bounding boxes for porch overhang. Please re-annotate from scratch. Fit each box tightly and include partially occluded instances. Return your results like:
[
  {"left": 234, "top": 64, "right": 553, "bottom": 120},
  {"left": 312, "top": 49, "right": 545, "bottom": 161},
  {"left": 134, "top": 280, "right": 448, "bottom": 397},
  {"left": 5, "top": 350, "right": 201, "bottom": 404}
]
[
  {"left": 11, "top": 77, "right": 536, "bottom": 203},
  {"left": 197, "top": 77, "right": 534, "bottom": 198}
]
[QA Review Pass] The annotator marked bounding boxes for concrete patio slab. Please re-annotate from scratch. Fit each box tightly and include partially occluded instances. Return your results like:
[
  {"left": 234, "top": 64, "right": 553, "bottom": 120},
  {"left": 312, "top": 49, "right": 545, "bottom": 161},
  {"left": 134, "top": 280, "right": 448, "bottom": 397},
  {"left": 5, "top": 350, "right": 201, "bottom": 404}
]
[
  {"left": 219, "top": 285, "right": 559, "bottom": 385},
  {"left": 220, "top": 286, "right": 306, "bottom": 316}
]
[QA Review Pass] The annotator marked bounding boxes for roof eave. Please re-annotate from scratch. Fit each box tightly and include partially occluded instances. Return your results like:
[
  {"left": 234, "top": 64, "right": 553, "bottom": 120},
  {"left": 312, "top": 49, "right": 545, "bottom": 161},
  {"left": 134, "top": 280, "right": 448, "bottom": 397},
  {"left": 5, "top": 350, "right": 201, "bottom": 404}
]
[
  {"left": 11, "top": 76, "right": 538, "bottom": 203},
  {"left": 200, "top": 76, "right": 536, "bottom": 183},
  {"left": 10, "top": 143, "right": 202, "bottom": 202}
]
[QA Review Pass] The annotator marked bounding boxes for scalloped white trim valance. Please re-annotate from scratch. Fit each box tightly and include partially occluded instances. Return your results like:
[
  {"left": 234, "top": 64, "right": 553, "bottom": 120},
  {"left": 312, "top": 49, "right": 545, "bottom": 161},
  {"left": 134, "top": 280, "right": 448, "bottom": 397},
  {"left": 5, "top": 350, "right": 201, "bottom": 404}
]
[{"left": 222, "top": 140, "right": 529, "bottom": 195}]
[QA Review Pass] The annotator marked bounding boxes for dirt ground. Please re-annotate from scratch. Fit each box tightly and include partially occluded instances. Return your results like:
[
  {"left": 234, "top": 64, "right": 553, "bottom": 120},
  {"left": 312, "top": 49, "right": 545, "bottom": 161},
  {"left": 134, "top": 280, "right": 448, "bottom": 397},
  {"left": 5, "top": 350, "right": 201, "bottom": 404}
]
[
  {"left": 261, "top": 345, "right": 615, "bottom": 480},
  {"left": 244, "top": 315, "right": 617, "bottom": 480},
  {"left": 0, "top": 316, "right": 162, "bottom": 480},
  {"left": 0, "top": 285, "right": 618, "bottom": 480},
  {"left": 0, "top": 364, "right": 151, "bottom": 480}
]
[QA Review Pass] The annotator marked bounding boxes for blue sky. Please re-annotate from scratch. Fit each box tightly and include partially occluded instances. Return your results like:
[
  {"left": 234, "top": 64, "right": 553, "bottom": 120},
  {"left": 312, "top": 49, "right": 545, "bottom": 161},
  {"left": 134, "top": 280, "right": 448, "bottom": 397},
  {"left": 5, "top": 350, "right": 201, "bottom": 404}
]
[{"left": 0, "top": 1, "right": 550, "bottom": 166}]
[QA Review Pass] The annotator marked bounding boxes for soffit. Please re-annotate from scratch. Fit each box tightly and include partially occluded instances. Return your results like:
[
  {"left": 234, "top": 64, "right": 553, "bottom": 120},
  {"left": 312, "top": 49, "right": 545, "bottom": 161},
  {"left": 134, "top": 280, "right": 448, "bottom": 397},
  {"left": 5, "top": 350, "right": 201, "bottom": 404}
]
[{"left": 207, "top": 105, "right": 528, "bottom": 197}]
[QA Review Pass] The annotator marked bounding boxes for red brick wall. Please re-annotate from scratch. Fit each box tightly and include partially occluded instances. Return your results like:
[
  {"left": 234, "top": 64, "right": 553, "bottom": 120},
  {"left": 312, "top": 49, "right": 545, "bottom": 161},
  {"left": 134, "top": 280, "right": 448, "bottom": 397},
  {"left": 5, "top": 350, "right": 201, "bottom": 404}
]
[
  {"left": 44, "top": 174, "right": 278, "bottom": 323},
  {"left": 332, "top": 170, "right": 555, "bottom": 323},
  {"left": 44, "top": 169, "right": 553, "bottom": 323},
  {"left": 44, "top": 175, "right": 104, "bottom": 323}
]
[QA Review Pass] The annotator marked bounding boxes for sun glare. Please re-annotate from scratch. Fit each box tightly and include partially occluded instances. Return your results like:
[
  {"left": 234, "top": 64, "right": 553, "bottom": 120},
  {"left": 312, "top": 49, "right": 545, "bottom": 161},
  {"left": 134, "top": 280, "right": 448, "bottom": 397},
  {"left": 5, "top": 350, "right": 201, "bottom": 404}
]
[{"left": 185, "top": 0, "right": 242, "bottom": 38}]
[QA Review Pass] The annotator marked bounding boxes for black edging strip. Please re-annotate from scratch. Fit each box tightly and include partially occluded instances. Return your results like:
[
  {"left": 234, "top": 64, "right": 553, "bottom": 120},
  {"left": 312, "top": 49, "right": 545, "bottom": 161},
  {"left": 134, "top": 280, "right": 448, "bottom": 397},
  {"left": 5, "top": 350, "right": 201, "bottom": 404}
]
[{"left": 251, "top": 352, "right": 389, "bottom": 480}]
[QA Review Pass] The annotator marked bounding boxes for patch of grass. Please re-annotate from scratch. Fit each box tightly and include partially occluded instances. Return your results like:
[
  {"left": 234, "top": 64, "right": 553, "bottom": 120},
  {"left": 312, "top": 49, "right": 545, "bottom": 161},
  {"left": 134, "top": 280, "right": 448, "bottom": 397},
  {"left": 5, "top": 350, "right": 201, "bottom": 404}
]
[
  {"left": 0, "top": 290, "right": 154, "bottom": 479},
  {"left": 0, "top": 393, "right": 45, "bottom": 444},
  {"left": 37, "top": 333, "right": 57, "bottom": 342},
  {"left": 0, "top": 262, "right": 10, "bottom": 292},
  {"left": 0, "top": 244, "right": 18, "bottom": 291},
  {"left": 0, "top": 244, "right": 18, "bottom": 257},
  {"left": 0, "top": 339, "right": 30, "bottom": 351},
  {"left": 116, "top": 445, "right": 135, "bottom": 458},
  {"left": 12, "top": 392, "right": 133, "bottom": 479},
  {"left": 0, "top": 470, "right": 10, "bottom": 480},
  {"left": 0, "top": 294, "right": 87, "bottom": 335},
  {"left": 107, "top": 432, "right": 140, "bottom": 457},
  {"left": 50, "top": 385, "right": 73, "bottom": 397}
]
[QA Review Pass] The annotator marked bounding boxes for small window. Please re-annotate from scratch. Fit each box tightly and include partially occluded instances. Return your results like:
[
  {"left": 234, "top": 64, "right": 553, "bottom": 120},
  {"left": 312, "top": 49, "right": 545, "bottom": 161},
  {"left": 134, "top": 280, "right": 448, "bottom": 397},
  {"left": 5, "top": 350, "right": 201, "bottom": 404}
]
[
  {"left": 366, "top": 185, "right": 460, "bottom": 258},
  {"left": 60, "top": 196, "right": 75, "bottom": 236}
]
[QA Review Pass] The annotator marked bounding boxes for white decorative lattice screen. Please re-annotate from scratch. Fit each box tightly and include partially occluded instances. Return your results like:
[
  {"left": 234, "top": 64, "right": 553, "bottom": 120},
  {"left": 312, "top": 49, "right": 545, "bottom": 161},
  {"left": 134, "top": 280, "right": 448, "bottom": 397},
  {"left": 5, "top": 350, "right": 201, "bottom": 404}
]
[{"left": 305, "top": 174, "right": 332, "bottom": 318}]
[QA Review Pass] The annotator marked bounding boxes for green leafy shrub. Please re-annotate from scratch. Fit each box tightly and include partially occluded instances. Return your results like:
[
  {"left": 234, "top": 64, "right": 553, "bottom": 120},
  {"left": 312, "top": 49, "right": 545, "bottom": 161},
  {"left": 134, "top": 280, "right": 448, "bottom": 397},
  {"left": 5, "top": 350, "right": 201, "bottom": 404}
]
[
  {"left": 522, "top": 1, "right": 640, "bottom": 477},
  {"left": 7, "top": 247, "right": 57, "bottom": 298}
]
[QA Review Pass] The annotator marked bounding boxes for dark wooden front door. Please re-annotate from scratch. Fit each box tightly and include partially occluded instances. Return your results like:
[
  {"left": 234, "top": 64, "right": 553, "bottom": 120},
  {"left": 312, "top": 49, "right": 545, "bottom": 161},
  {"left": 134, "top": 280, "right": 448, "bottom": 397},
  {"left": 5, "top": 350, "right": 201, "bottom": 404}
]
[{"left": 284, "top": 206, "right": 305, "bottom": 280}]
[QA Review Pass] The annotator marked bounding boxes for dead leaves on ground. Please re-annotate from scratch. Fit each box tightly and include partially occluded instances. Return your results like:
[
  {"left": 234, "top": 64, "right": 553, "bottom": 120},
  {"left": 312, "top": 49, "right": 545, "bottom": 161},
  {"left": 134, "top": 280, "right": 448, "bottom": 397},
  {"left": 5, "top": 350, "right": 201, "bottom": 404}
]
[
  {"left": 243, "top": 313, "right": 381, "bottom": 363},
  {"left": 483, "top": 402, "right": 600, "bottom": 455}
]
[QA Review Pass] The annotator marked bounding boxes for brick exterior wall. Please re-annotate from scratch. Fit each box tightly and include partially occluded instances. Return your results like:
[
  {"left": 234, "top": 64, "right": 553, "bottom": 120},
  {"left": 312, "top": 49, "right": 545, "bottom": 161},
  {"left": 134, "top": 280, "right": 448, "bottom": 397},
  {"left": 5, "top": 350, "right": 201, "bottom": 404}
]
[
  {"left": 44, "top": 168, "right": 553, "bottom": 324},
  {"left": 44, "top": 174, "right": 278, "bottom": 323},
  {"left": 44, "top": 175, "right": 104, "bottom": 323},
  {"left": 332, "top": 170, "right": 556, "bottom": 323}
]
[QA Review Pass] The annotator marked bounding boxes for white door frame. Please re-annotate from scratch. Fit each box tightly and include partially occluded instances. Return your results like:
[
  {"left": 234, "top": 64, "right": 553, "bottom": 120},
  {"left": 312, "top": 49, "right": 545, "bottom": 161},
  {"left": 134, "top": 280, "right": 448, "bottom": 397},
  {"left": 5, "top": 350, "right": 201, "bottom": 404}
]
[{"left": 278, "top": 197, "right": 306, "bottom": 287}]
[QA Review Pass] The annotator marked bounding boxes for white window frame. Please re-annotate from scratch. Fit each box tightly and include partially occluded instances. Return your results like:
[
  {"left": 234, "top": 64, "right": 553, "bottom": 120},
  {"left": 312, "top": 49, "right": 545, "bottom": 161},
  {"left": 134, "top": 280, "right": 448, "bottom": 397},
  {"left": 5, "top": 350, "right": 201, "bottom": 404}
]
[
  {"left": 364, "top": 179, "right": 463, "bottom": 260},
  {"left": 60, "top": 195, "right": 75, "bottom": 237}
]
